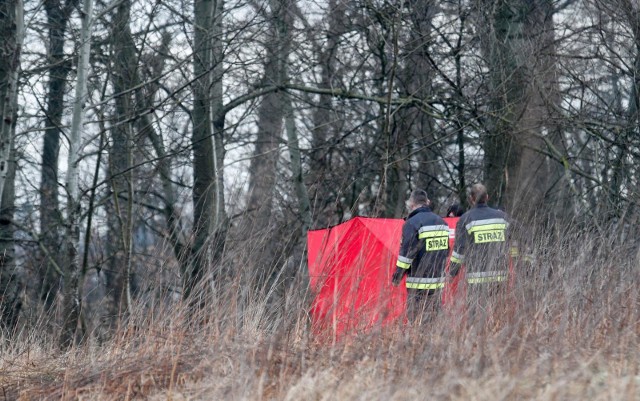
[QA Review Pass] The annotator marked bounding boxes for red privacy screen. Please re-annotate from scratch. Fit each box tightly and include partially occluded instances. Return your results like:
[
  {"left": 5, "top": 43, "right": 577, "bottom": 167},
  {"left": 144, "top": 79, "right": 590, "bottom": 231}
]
[{"left": 307, "top": 217, "right": 405, "bottom": 340}]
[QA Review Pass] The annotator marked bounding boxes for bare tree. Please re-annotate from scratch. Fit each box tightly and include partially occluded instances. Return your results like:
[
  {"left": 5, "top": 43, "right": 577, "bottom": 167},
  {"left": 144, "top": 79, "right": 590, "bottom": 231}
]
[
  {"left": 38, "top": 0, "right": 77, "bottom": 311},
  {"left": 103, "top": 0, "right": 137, "bottom": 325},
  {"left": 187, "top": 0, "right": 227, "bottom": 302},
  {"left": 60, "top": 0, "right": 93, "bottom": 348}
]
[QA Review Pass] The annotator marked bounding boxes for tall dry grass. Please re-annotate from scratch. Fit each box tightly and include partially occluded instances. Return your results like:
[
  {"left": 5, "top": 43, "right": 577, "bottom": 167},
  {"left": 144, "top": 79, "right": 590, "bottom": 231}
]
[{"left": 1, "top": 221, "right": 639, "bottom": 400}]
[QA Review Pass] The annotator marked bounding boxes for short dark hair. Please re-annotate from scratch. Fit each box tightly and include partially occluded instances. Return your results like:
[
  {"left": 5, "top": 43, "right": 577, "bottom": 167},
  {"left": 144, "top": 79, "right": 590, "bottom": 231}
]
[
  {"left": 447, "top": 203, "right": 464, "bottom": 217},
  {"left": 410, "top": 189, "right": 429, "bottom": 206},
  {"left": 469, "top": 183, "right": 489, "bottom": 204}
]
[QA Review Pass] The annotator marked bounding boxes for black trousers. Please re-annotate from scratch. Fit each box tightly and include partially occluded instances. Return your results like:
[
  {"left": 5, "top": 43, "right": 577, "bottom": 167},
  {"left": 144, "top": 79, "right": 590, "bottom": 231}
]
[
  {"left": 406, "top": 289, "right": 441, "bottom": 325},
  {"left": 465, "top": 282, "right": 507, "bottom": 326}
]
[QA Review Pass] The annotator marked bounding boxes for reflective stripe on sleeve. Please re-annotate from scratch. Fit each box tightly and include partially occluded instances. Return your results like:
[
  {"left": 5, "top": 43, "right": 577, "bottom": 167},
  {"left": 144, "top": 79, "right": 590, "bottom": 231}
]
[
  {"left": 406, "top": 276, "right": 445, "bottom": 290},
  {"left": 396, "top": 255, "right": 413, "bottom": 269},
  {"left": 450, "top": 251, "right": 464, "bottom": 264}
]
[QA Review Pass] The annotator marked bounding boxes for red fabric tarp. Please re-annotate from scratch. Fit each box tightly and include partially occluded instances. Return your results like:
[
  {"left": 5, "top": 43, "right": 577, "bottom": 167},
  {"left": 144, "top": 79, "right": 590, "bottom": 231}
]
[{"left": 307, "top": 217, "right": 406, "bottom": 339}]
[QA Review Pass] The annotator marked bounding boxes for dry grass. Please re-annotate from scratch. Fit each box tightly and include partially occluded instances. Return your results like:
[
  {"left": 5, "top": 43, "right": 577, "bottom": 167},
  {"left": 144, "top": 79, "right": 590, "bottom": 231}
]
[{"left": 2, "top": 224, "right": 640, "bottom": 400}]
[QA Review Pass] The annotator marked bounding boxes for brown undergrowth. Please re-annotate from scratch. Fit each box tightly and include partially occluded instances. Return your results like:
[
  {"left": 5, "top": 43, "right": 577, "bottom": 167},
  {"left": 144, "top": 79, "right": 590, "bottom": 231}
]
[{"left": 2, "top": 225, "right": 640, "bottom": 400}]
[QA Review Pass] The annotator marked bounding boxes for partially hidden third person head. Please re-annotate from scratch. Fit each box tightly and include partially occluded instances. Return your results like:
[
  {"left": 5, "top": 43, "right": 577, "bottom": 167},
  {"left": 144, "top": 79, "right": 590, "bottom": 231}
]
[{"left": 446, "top": 203, "right": 464, "bottom": 217}]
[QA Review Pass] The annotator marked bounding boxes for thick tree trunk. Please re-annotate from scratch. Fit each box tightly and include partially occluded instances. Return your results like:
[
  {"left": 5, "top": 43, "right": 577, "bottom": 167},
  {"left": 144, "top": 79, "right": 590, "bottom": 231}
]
[
  {"left": 478, "top": 0, "right": 560, "bottom": 214},
  {"left": 0, "top": 0, "right": 23, "bottom": 336},
  {"left": 0, "top": 139, "right": 17, "bottom": 336},
  {"left": 188, "top": 0, "right": 227, "bottom": 302},
  {"left": 104, "top": 0, "right": 137, "bottom": 325},
  {"left": 393, "top": 0, "right": 437, "bottom": 215},
  {"left": 245, "top": 0, "right": 294, "bottom": 230},
  {"left": 241, "top": 0, "right": 295, "bottom": 288},
  {"left": 39, "top": 0, "right": 75, "bottom": 310}
]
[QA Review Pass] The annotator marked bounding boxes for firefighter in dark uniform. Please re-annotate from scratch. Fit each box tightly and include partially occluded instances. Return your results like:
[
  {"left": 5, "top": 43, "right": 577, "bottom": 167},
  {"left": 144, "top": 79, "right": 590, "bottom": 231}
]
[
  {"left": 391, "top": 189, "right": 449, "bottom": 324},
  {"left": 448, "top": 183, "right": 511, "bottom": 319}
]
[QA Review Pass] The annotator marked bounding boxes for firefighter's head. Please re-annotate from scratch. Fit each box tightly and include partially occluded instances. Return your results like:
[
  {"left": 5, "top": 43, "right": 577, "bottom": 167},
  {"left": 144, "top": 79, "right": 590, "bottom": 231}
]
[
  {"left": 469, "top": 183, "right": 488, "bottom": 206},
  {"left": 407, "top": 189, "right": 429, "bottom": 211}
]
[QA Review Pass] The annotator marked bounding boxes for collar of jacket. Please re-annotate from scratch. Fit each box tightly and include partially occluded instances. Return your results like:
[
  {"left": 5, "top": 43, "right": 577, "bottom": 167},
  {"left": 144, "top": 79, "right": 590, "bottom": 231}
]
[
  {"left": 474, "top": 203, "right": 488, "bottom": 209},
  {"left": 408, "top": 206, "right": 432, "bottom": 219}
]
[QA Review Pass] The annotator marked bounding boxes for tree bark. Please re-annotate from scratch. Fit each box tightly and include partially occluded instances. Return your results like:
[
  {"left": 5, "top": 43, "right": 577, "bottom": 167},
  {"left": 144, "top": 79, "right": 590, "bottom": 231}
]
[
  {"left": 394, "top": 0, "right": 437, "bottom": 214},
  {"left": 245, "top": 0, "right": 293, "bottom": 230},
  {"left": 308, "top": 0, "right": 347, "bottom": 228},
  {"left": 188, "top": 0, "right": 227, "bottom": 302},
  {"left": 104, "top": 0, "right": 137, "bottom": 325},
  {"left": 283, "top": 91, "right": 311, "bottom": 235},
  {"left": 0, "top": 0, "right": 23, "bottom": 336},
  {"left": 39, "top": 0, "right": 76, "bottom": 311},
  {"left": 60, "top": 0, "right": 92, "bottom": 348},
  {"left": 478, "top": 0, "right": 560, "bottom": 214}
]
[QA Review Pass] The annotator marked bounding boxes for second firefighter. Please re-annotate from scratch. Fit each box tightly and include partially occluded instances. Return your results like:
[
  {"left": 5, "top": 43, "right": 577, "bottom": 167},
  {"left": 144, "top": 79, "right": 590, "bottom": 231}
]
[{"left": 392, "top": 189, "right": 449, "bottom": 323}]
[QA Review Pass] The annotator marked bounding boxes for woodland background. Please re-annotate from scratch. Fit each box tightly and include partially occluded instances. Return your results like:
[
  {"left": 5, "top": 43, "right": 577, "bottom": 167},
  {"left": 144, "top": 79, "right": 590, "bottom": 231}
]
[{"left": 1, "top": 0, "right": 640, "bottom": 399}]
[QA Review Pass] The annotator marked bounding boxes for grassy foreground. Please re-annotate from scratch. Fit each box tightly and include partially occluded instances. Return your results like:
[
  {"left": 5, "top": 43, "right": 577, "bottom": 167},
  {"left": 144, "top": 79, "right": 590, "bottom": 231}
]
[{"left": 1, "top": 226, "right": 639, "bottom": 400}]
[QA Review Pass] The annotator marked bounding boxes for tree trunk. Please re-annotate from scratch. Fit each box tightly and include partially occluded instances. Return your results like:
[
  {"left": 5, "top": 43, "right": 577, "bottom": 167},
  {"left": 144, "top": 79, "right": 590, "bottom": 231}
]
[
  {"left": 60, "top": 0, "right": 92, "bottom": 348},
  {"left": 245, "top": 0, "right": 293, "bottom": 230},
  {"left": 478, "top": 0, "right": 560, "bottom": 214},
  {"left": 283, "top": 91, "right": 311, "bottom": 235},
  {"left": 308, "top": 0, "right": 347, "bottom": 228},
  {"left": 188, "top": 0, "right": 227, "bottom": 302},
  {"left": 39, "top": 0, "right": 76, "bottom": 311},
  {"left": 0, "top": 0, "right": 23, "bottom": 336},
  {"left": 395, "top": 0, "right": 437, "bottom": 214},
  {"left": 104, "top": 0, "right": 137, "bottom": 326}
]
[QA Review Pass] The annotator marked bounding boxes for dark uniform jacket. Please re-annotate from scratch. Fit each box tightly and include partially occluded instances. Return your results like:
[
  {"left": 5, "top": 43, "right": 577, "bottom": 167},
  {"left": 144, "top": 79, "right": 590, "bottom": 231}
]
[
  {"left": 395, "top": 206, "right": 449, "bottom": 290},
  {"left": 449, "top": 203, "right": 510, "bottom": 284}
]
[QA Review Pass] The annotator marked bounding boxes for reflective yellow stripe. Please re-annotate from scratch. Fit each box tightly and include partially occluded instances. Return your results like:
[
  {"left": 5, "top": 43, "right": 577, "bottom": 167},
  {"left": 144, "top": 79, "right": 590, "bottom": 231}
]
[
  {"left": 418, "top": 230, "right": 450, "bottom": 239},
  {"left": 467, "top": 275, "right": 506, "bottom": 284},
  {"left": 406, "top": 282, "right": 445, "bottom": 289},
  {"left": 450, "top": 255, "right": 463, "bottom": 264},
  {"left": 510, "top": 246, "right": 519, "bottom": 257},
  {"left": 467, "top": 223, "right": 507, "bottom": 234},
  {"left": 466, "top": 218, "right": 508, "bottom": 231},
  {"left": 396, "top": 261, "right": 411, "bottom": 269}
]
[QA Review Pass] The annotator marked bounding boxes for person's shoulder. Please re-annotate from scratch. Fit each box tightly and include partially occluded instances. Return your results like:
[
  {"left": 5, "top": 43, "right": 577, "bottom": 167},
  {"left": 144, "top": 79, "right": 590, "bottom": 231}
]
[
  {"left": 493, "top": 207, "right": 508, "bottom": 219},
  {"left": 456, "top": 210, "right": 471, "bottom": 225},
  {"left": 403, "top": 212, "right": 421, "bottom": 229},
  {"left": 485, "top": 205, "right": 507, "bottom": 218},
  {"left": 431, "top": 212, "right": 447, "bottom": 225},
  {"left": 419, "top": 209, "right": 446, "bottom": 224}
]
